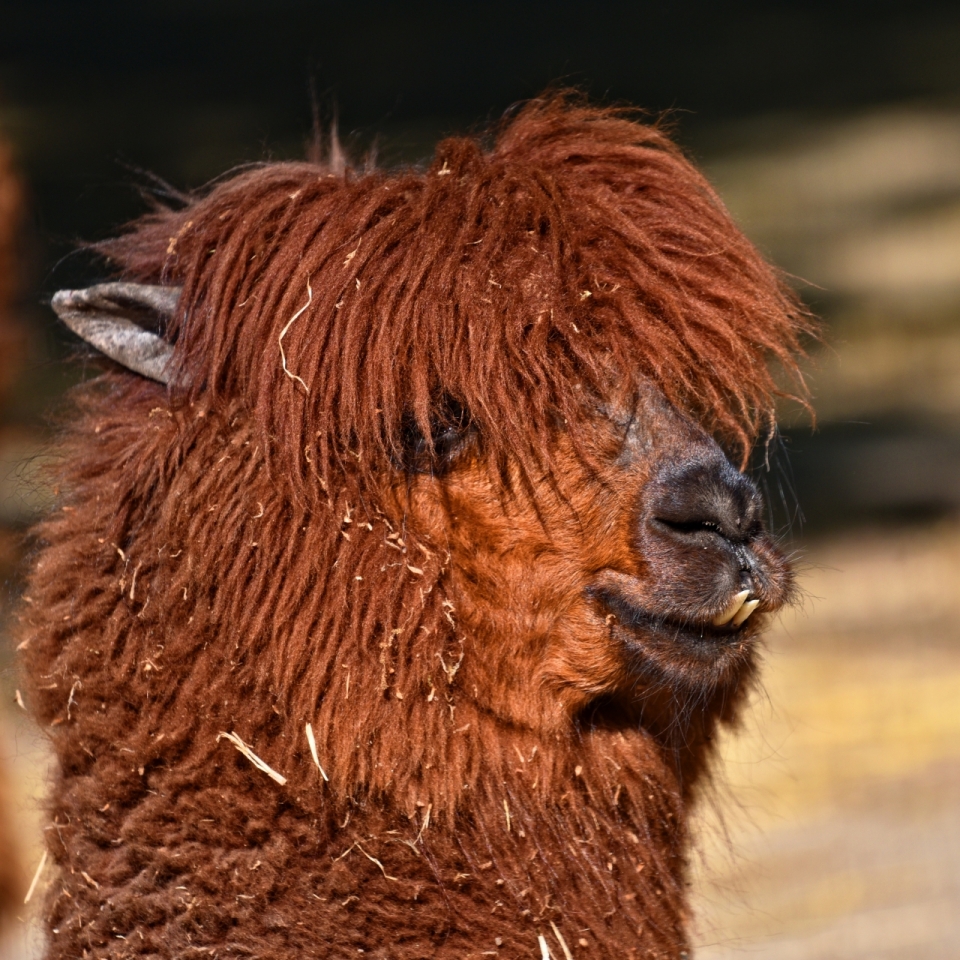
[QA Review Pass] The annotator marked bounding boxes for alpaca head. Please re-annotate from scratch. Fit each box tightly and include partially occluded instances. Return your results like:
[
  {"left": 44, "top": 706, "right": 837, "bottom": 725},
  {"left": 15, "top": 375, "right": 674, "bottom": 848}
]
[
  {"left": 25, "top": 96, "right": 817, "bottom": 959},
  {"left": 49, "top": 95, "right": 810, "bottom": 812}
]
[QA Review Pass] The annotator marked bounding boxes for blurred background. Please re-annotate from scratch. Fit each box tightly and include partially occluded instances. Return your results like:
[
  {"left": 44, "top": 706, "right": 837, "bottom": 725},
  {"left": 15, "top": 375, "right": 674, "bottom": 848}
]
[{"left": 0, "top": 2, "right": 958, "bottom": 957}]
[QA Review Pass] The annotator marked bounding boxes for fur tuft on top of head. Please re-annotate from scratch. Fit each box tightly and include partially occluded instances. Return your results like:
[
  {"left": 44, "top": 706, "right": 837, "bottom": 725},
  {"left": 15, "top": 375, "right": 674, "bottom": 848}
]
[{"left": 99, "top": 94, "right": 812, "bottom": 494}]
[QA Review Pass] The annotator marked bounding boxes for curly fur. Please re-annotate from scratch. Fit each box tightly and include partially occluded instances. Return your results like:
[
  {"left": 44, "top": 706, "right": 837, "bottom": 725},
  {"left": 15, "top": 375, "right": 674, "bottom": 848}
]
[{"left": 19, "top": 95, "right": 811, "bottom": 959}]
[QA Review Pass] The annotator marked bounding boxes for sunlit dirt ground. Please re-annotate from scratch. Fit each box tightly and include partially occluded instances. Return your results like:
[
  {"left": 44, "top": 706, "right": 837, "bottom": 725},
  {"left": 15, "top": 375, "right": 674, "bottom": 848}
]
[
  {"left": 0, "top": 702, "right": 46, "bottom": 960},
  {"left": 691, "top": 519, "right": 960, "bottom": 959}
]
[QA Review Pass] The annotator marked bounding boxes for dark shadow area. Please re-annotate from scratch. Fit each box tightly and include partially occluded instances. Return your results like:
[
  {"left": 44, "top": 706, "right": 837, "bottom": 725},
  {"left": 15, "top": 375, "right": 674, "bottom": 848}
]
[
  {"left": 2, "top": 1, "right": 960, "bottom": 294},
  {"left": 761, "top": 419, "right": 960, "bottom": 535}
]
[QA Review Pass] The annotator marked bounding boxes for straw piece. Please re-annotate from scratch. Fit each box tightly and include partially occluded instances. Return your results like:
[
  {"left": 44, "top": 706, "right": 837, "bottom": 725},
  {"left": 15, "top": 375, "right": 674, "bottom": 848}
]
[
  {"left": 415, "top": 803, "right": 432, "bottom": 844},
  {"left": 549, "top": 921, "right": 573, "bottom": 960},
  {"left": 217, "top": 731, "right": 287, "bottom": 785},
  {"left": 355, "top": 843, "right": 398, "bottom": 881},
  {"left": 538, "top": 933, "right": 552, "bottom": 959},
  {"left": 278, "top": 280, "right": 312, "bottom": 393},
  {"left": 332, "top": 841, "right": 398, "bottom": 881},
  {"left": 305, "top": 722, "right": 329, "bottom": 781},
  {"left": 24, "top": 850, "right": 48, "bottom": 904}
]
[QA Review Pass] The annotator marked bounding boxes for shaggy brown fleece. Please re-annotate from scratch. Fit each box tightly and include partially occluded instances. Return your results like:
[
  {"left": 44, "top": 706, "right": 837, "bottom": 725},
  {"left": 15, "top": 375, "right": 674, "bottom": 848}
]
[{"left": 20, "top": 96, "right": 811, "bottom": 959}]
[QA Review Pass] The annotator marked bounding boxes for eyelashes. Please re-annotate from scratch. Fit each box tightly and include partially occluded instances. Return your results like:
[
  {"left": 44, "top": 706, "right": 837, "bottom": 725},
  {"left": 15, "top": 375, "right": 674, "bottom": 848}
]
[{"left": 396, "top": 396, "right": 475, "bottom": 475}]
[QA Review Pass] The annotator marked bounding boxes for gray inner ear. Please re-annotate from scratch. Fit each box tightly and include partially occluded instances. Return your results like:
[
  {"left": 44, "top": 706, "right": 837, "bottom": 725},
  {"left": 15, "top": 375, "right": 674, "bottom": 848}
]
[{"left": 52, "top": 282, "right": 181, "bottom": 384}]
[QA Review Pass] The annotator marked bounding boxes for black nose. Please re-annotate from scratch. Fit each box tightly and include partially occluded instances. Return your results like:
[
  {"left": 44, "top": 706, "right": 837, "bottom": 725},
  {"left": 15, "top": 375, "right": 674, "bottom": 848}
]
[{"left": 648, "top": 456, "right": 763, "bottom": 545}]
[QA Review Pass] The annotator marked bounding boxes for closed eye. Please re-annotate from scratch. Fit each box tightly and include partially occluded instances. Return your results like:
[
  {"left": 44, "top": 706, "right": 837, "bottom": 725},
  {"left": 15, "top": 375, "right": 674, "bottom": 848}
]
[{"left": 397, "top": 396, "right": 474, "bottom": 475}]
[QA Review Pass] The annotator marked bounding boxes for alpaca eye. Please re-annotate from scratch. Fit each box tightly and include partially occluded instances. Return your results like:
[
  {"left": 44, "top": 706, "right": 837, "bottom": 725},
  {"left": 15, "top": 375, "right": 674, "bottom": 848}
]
[{"left": 398, "top": 396, "right": 474, "bottom": 474}]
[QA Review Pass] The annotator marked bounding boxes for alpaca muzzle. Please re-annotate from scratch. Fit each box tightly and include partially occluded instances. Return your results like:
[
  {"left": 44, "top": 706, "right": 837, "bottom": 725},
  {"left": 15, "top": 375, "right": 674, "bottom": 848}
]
[
  {"left": 587, "top": 448, "right": 791, "bottom": 670},
  {"left": 645, "top": 454, "right": 775, "bottom": 628}
]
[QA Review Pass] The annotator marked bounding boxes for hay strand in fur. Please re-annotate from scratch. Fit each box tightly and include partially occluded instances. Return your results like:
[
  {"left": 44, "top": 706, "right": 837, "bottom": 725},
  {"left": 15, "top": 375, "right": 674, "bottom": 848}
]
[
  {"left": 550, "top": 921, "right": 574, "bottom": 960},
  {"left": 217, "top": 732, "right": 287, "bottom": 785},
  {"left": 304, "top": 722, "right": 329, "bottom": 781}
]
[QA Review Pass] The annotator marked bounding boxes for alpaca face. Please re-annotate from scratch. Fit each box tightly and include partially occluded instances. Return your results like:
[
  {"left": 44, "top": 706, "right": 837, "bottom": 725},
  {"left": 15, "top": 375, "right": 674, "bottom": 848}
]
[
  {"left": 397, "top": 382, "right": 793, "bottom": 733},
  {"left": 52, "top": 279, "right": 793, "bottom": 747}
]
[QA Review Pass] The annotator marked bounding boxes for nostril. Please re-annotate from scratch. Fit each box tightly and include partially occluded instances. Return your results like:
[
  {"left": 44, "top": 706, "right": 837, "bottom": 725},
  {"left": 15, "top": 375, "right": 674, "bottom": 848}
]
[
  {"left": 656, "top": 517, "right": 726, "bottom": 537},
  {"left": 648, "top": 457, "right": 763, "bottom": 544}
]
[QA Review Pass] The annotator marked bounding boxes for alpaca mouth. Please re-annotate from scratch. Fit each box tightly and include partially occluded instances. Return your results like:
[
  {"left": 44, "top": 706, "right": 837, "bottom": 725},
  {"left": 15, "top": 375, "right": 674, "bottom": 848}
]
[{"left": 589, "top": 577, "right": 762, "bottom": 649}]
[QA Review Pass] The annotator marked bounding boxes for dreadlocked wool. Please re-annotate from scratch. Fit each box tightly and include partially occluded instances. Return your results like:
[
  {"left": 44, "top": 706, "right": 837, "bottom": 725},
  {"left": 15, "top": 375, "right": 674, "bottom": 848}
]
[{"left": 20, "top": 95, "right": 812, "bottom": 959}]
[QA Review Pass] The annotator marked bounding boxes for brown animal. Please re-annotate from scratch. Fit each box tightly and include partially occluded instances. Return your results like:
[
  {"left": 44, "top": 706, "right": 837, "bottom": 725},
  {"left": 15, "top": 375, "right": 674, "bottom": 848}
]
[{"left": 19, "top": 96, "right": 811, "bottom": 958}]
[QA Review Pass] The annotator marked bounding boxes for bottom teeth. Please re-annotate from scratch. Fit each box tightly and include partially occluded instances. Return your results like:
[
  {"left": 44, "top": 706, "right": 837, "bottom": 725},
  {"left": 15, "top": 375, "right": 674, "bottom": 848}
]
[{"left": 730, "top": 598, "right": 760, "bottom": 627}]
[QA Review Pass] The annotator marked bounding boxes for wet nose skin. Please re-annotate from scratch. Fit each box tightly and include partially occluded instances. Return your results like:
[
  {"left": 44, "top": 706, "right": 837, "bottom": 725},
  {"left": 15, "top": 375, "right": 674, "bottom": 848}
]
[{"left": 647, "top": 456, "right": 764, "bottom": 551}]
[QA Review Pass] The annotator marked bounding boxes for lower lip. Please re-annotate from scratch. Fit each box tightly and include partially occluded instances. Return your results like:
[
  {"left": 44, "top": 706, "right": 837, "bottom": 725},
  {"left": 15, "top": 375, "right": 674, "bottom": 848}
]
[
  {"left": 624, "top": 616, "right": 742, "bottom": 648},
  {"left": 596, "top": 592, "right": 748, "bottom": 648}
]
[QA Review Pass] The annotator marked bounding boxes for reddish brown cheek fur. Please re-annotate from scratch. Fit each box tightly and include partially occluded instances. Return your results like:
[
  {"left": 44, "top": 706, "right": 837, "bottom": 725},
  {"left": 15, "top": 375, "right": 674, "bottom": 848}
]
[
  {"left": 419, "top": 406, "right": 792, "bottom": 791},
  {"left": 18, "top": 95, "right": 812, "bottom": 960},
  {"left": 424, "top": 430, "right": 653, "bottom": 720}
]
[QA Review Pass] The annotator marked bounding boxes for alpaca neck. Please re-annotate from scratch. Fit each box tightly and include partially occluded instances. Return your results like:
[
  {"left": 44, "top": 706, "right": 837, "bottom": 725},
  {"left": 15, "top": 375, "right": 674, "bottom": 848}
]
[{"left": 311, "top": 708, "right": 691, "bottom": 958}]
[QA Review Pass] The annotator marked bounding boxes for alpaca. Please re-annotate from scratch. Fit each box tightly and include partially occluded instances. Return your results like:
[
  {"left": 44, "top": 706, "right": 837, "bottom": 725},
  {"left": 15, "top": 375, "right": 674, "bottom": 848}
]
[{"left": 19, "top": 96, "right": 811, "bottom": 959}]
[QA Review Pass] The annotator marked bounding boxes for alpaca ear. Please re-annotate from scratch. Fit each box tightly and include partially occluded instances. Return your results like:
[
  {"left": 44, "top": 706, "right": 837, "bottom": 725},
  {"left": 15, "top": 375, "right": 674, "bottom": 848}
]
[{"left": 52, "top": 282, "right": 180, "bottom": 384}]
